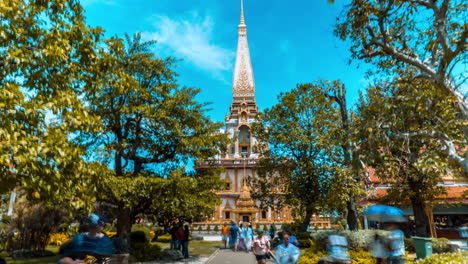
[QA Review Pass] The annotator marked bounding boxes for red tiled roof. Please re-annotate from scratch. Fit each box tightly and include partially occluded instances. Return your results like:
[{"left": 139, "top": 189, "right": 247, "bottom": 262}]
[{"left": 364, "top": 186, "right": 468, "bottom": 204}]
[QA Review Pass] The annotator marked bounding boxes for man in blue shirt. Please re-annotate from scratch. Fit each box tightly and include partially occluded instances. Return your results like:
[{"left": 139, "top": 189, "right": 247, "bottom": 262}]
[
  {"left": 386, "top": 223, "right": 405, "bottom": 264},
  {"left": 229, "top": 221, "right": 240, "bottom": 251},
  {"left": 58, "top": 213, "right": 113, "bottom": 264}
]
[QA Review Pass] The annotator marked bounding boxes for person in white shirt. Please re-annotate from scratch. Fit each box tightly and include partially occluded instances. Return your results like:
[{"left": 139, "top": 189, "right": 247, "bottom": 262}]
[
  {"left": 276, "top": 233, "right": 300, "bottom": 264},
  {"left": 252, "top": 230, "right": 270, "bottom": 264}
]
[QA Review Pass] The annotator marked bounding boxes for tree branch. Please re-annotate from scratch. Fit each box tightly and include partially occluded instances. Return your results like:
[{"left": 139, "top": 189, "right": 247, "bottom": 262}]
[{"left": 395, "top": 130, "right": 468, "bottom": 172}]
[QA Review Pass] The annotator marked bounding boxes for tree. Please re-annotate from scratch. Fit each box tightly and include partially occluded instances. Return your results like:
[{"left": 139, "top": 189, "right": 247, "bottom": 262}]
[
  {"left": 251, "top": 81, "right": 362, "bottom": 231},
  {"left": 0, "top": 0, "right": 104, "bottom": 208},
  {"left": 336, "top": 0, "right": 468, "bottom": 173},
  {"left": 82, "top": 33, "right": 227, "bottom": 240},
  {"left": 356, "top": 77, "right": 462, "bottom": 236}
]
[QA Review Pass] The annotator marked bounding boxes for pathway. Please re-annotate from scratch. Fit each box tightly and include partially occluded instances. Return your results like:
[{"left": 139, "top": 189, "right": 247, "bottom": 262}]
[{"left": 208, "top": 249, "right": 276, "bottom": 264}]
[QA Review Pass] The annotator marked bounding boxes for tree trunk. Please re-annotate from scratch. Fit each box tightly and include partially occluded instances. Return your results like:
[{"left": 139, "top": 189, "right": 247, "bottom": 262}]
[
  {"left": 410, "top": 196, "right": 430, "bottom": 237},
  {"left": 117, "top": 207, "right": 133, "bottom": 242},
  {"left": 346, "top": 199, "right": 359, "bottom": 230},
  {"left": 300, "top": 210, "right": 313, "bottom": 232}
]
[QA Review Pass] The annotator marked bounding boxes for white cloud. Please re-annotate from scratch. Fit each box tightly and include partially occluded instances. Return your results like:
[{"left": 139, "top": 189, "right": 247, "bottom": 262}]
[{"left": 143, "top": 12, "right": 234, "bottom": 79}]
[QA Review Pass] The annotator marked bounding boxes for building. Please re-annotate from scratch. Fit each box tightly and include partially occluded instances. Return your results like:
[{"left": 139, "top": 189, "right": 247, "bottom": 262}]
[
  {"left": 195, "top": 0, "right": 295, "bottom": 225},
  {"left": 361, "top": 168, "right": 468, "bottom": 238}
]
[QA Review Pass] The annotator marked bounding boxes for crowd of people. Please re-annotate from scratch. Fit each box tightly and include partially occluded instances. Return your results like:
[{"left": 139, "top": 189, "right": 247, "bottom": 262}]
[
  {"left": 46, "top": 213, "right": 405, "bottom": 264},
  {"left": 318, "top": 223, "right": 406, "bottom": 264},
  {"left": 167, "top": 222, "right": 191, "bottom": 259},
  {"left": 221, "top": 221, "right": 301, "bottom": 264}
]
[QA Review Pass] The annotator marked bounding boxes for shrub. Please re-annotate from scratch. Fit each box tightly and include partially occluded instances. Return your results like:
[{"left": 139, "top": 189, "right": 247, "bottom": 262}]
[
  {"left": 214, "top": 225, "right": 219, "bottom": 232},
  {"left": 256, "top": 223, "right": 260, "bottom": 230},
  {"left": 129, "top": 242, "right": 161, "bottom": 262},
  {"left": 130, "top": 231, "right": 148, "bottom": 244},
  {"left": 297, "top": 239, "right": 311, "bottom": 248},
  {"left": 405, "top": 238, "right": 415, "bottom": 253},
  {"left": 264, "top": 224, "right": 269, "bottom": 232},
  {"left": 197, "top": 226, "right": 203, "bottom": 232},
  {"left": 131, "top": 224, "right": 153, "bottom": 242},
  {"left": 206, "top": 225, "right": 211, "bottom": 232},
  {"left": 416, "top": 251, "right": 468, "bottom": 264},
  {"left": 48, "top": 233, "right": 70, "bottom": 246},
  {"left": 190, "top": 225, "right": 194, "bottom": 232},
  {"left": 432, "top": 237, "right": 453, "bottom": 254},
  {"left": 349, "top": 249, "right": 375, "bottom": 264}
]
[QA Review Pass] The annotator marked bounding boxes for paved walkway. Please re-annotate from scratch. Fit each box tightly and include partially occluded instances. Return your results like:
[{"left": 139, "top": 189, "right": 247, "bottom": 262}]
[{"left": 208, "top": 249, "right": 276, "bottom": 264}]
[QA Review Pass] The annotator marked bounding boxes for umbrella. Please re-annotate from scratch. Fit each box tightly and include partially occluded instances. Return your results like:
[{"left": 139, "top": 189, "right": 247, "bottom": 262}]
[{"left": 363, "top": 205, "right": 408, "bottom": 222}]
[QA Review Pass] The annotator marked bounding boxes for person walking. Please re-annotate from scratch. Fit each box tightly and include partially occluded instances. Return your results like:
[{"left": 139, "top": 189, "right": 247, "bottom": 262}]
[
  {"left": 276, "top": 233, "right": 300, "bottom": 264},
  {"left": 221, "top": 222, "right": 230, "bottom": 249},
  {"left": 371, "top": 233, "right": 386, "bottom": 264},
  {"left": 386, "top": 223, "right": 405, "bottom": 264},
  {"left": 268, "top": 224, "right": 276, "bottom": 239},
  {"left": 168, "top": 223, "right": 178, "bottom": 250},
  {"left": 181, "top": 223, "right": 190, "bottom": 259},
  {"left": 238, "top": 222, "right": 246, "bottom": 251},
  {"left": 252, "top": 230, "right": 270, "bottom": 264},
  {"left": 175, "top": 223, "right": 184, "bottom": 250},
  {"left": 244, "top": 223, "right": 254, "bottom": 252},
  {"left": 229, "top": 221, "right": 240, "bottom": 251}
]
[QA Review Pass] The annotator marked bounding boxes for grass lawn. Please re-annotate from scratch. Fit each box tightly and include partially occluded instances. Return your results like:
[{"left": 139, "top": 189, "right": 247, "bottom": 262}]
[{"left": 154, "top": 240, "right": 221, "bottom": 257}]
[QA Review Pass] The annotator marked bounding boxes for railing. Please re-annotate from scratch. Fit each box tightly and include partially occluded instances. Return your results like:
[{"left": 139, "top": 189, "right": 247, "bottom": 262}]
[{"left": 196, "top": 159, "right": 259, "bottom": 167}]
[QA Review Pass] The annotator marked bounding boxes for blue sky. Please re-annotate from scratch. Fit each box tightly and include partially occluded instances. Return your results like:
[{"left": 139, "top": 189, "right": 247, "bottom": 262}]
[{"left": 81, "top": 0, "right": 369, "bottom": 122}]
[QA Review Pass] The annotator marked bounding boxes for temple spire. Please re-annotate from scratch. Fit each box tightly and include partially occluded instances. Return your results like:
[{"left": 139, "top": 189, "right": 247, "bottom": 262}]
[
  {"left": 240, "top": 0, "right": 245, "bottom": 25},
  {"left": 232, "top": 0, "right": 255, "bottom": 101}
]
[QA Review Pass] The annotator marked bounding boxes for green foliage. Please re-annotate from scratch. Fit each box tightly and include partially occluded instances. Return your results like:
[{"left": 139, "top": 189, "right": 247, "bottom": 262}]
[
  {"left": 415, "top": 251, "right": 468, "bottom": 264},
  {"left": 5, "top": 201, "right": 66, "bottom": 251},
  {"left": 213, "top": 225, "right": 219, "bottom": 232},
  {"left": 336, "top": 0, "right": 468, "bottom": 173},
  {"left": 251, "top": 81, "right": 362, "bottom": 228},
  {"left": 404, "top": 238, "right": 415, "bottom": 253},
  {"left": 432, "top": 238, "right": 453, "bottom": 254},
  {"left": 356, "top": 79, "right": 462, "bottom": 236},
  {"left": 0, "top": 0, "right": 105, "bottom": 210},
  {"left": 198, "top": 226, "right": 203, "bottom": 232},
  {"left": 297, "top": 239, "right": 312, "bottom": 248},
  {"left": 129, "top": 242, "right": 161, "bottom": 262},
  {"left": 80, "top": 33, "right": 228, "bottom": 237},
  {"left": 206, "top": 225, "right": 211, "bottom": 232}
]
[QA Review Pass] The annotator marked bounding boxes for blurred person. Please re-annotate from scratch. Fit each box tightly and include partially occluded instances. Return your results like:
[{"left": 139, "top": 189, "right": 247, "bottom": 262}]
[
  {"left": 229, "top": 221, "right": 240, "bottom": 251},
  {"left": 57, "top": 213, "right": 113, "bottom": 264},
  {"left": 168, "top": 223, "right": 178, "bottom": 249},
  {"left": 385, "top": 223, "right": 405, "bottom": 264},
  {"left": 221, "top": 222, "right": 230, "bottom": 249},
  {"left": 244, "top": 223, "right": 254, "bottom": 252},
  {"left": 318, "top": 234, "right": 351, "bottom": 264},
  {"left": 252, "top": 230, "right": 270, "bottom": 264},
  {"left": 371, "top": 233, "right": 386, "bottom": 264},
  {"left": 276, "top": 233, "right": 300, "bottom": 264},
  {"left": 268, "top": 224, "right": 276, "bottom": 239},
  {"left": 238, "top": 222, "right": 246, "bottom": 251}
]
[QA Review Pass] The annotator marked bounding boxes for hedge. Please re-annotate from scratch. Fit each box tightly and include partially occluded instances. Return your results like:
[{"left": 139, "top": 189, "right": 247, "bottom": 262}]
[{"left": 415, "top": 251, "right": 468, "bottom": 264}]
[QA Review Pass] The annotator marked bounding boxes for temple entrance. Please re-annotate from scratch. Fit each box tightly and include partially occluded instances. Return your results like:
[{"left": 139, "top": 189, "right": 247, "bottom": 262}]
[{"left": 241, "top": 214, "right": 251, "bottom": 223}]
